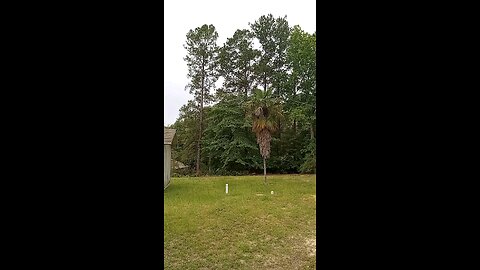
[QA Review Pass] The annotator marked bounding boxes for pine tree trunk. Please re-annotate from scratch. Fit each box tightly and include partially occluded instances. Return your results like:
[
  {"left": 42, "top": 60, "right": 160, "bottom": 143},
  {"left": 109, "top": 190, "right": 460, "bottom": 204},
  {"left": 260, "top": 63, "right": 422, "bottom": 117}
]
[
  {"left": 245, "top": 67, "right": 249, "bottom": 100},
  {"left": 196, "top": 115, "right": 202, "bottom": 176},
  {"left": 263, "top": 157, "right": 266, "bottom": 184},
  {"left": 196, "top": 69, "right": 205, "bottom": 176}
]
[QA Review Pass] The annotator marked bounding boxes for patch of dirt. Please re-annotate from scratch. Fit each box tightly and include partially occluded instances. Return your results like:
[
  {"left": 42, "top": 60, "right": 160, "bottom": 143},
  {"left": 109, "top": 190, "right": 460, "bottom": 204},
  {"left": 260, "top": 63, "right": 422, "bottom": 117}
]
[
  {"left": 303, "top": 194, "right": 316, "bottom": 203},
  {"left": 305, "top": 237, "right": 316, "bottom": 257}
]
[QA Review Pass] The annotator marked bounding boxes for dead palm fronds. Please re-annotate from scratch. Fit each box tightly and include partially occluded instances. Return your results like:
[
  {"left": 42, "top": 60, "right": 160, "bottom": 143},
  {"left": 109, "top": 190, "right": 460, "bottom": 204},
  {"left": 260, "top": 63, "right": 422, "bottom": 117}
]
[{"left": 245, "top": 89, "right": 283, "bottom": 183}]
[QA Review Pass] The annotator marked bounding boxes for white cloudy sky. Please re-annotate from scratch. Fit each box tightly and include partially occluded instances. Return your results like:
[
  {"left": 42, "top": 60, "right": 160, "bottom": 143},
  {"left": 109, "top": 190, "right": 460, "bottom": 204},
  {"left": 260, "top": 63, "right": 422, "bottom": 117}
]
[{"left": 164, "top": 0, "right": 316, "bottom": 126}]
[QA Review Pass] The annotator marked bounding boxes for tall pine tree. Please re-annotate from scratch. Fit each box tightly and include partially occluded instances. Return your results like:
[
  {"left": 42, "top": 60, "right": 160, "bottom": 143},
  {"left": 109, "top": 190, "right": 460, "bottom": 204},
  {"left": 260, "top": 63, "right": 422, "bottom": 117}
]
[
  {"left": 249, "top": 14, "right": 290, "bottom": 99},
  {"left": 184, "top": 24, "right": 219, "bottom": 176},
  {"left": 218, "top": 29, "right": 259, "bottom": 100}
]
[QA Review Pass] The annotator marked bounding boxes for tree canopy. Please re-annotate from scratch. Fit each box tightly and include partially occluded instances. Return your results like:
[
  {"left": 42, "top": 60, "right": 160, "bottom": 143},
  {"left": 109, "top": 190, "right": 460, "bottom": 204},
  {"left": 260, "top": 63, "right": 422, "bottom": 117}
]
[{"left": 170, "top": 15, "right": 316, "bottom": 176}]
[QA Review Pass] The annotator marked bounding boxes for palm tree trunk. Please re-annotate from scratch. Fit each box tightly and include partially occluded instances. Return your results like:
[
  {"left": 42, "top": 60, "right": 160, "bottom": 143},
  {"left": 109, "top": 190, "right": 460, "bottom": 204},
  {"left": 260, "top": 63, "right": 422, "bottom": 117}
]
[{"left": 263, "top": 157, "right": 266, "bottom": 184}]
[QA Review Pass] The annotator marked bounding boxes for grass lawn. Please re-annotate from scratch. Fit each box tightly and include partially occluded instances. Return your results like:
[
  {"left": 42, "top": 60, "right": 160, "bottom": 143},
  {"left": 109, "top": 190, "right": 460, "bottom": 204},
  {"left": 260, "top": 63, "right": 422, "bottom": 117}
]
[{"left": 164, "top": 174, "right": 316, "bottom": 269}]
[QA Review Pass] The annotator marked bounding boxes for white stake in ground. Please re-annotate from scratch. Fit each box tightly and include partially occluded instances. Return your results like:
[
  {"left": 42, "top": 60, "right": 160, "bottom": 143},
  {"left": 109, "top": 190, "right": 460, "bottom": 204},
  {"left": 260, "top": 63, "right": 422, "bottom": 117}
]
[{"left": 226, "top": 184, "right": 228, "bottom": 194}]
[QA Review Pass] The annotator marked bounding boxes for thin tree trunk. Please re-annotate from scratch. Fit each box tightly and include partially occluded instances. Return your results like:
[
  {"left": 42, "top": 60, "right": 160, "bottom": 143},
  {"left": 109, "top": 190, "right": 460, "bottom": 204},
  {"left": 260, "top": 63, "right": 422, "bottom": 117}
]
[
  {"left": 293, "top": 119, "right": 297, "bottom": 135},
  {"left": 245, "top": 65, "right": 248, "bottom": 100},
  {"left": 208, "top": 155, "right": 211, "bottom": 174},
  {"left": 196, "top": 70, "right": 205, "bottom": 176},
  {"left": 263, "top": 157, "right": 266, "bottom": 184},
  {"left": 278, "top": 119, "right": 281, "bottom": 138},
  {"left": 196, "top": 114, "right": 202, "bottom": 176},
  {"left": 264, "top": 72, "right": 267, "bottom": 92},
  {"left": 293, "top": 83, "right": 297, "bottom": 136}
]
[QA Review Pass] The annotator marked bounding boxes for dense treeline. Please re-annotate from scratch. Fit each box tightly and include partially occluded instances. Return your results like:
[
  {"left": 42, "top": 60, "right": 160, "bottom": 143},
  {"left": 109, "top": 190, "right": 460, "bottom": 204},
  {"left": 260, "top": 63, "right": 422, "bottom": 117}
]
[{"left": 167, "top": 14, "right": 316, "bottom": 176}]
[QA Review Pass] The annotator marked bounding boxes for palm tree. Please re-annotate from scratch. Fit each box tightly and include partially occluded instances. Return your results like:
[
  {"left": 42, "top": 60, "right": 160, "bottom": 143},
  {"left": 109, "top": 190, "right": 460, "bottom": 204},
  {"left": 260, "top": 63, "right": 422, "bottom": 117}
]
[{"left": 245, "top": 89, "right": 283, "bottom": 184}]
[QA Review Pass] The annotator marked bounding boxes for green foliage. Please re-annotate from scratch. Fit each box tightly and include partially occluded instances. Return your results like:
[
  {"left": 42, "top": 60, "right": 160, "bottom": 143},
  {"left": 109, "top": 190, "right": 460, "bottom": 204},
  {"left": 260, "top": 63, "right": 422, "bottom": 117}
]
[
  {"left": 184, "top": 24, "right": 220, "bottom": 175},
  {"left": 245, "top": 88, "right": 283, "bottom": 135},
  {"left": 170, "top": 101, "right": 202, "bottom": 170},
  {"left": 184, "top": 24, "right": 219, "bottom": 105},
  {"left": 300, "top": 138, "right": 316, "bottom": 173},
  {"left": 218, "top": 29, "right": 259, "bottom": 100},
  {"left": 173, "top": 15, "right": 316, "bottom": 176},
  {"left": 203, "top": 95, "right": 262, "bottom": 174},
  {"left": 249, "top": 14, "right": 291, "bottom": 98},
  {"left": 284, "top": 25, "right": 316, "bottom": 134}
]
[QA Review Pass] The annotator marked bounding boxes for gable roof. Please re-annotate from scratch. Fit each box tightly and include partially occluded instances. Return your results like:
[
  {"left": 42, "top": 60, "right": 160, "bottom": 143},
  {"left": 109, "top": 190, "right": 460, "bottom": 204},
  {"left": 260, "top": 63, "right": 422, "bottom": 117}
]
[{"left": 164, "top": 128, "right": 176, "bottom": 145}]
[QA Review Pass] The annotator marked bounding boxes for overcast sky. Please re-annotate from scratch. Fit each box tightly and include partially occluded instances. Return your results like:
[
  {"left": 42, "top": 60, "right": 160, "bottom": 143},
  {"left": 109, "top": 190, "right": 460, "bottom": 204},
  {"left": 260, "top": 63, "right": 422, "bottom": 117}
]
[{"left": 164, "top": 0, "right": 316, "bottom": 126}]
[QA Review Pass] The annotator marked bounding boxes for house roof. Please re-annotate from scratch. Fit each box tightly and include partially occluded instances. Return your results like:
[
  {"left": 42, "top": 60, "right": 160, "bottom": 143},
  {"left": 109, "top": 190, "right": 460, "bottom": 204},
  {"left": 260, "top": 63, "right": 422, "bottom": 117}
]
[{"left": 164, "top": 128, "right": 176, "bottom": 145}]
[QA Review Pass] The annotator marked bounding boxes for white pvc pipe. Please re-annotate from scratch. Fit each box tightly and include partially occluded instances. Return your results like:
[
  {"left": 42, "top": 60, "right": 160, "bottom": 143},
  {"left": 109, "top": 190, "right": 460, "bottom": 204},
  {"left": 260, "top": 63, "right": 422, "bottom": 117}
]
[{"left": 226, "top": 184, "right": 229, "bottom": 194}]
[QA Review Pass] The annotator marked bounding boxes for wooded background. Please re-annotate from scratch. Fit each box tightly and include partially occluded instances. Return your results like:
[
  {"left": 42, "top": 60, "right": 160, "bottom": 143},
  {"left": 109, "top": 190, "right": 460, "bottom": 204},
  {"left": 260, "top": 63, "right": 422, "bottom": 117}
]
[{"left": 166, "top": 14, "right": 316, "bottom": 176}]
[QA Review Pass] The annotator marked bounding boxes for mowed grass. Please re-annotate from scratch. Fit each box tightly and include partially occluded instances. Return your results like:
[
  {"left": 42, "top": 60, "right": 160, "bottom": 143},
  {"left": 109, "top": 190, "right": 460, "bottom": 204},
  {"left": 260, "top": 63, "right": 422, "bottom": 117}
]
[{"left": 164, "top": 174, "right": 316, "bottom": 270}]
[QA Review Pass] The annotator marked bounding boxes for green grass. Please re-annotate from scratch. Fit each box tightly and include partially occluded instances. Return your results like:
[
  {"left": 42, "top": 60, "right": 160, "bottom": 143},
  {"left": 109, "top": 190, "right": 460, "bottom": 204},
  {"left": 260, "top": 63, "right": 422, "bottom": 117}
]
[{"left": 164, "top": 174, "right": 316, "bottom": 269}]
